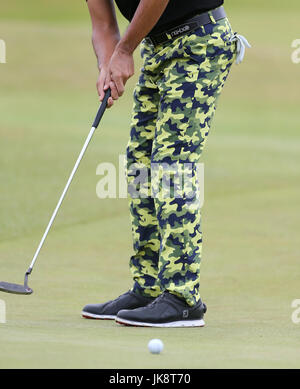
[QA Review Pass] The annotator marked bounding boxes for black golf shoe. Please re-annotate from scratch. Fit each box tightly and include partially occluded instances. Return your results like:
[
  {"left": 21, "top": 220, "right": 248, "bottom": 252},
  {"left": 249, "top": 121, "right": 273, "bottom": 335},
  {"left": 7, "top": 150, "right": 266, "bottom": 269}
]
[
  {"left": 116, "top": 291, "right": 207, "bottom": 327},
  {"left": 82, "top": 290, "right": 155, "bottom": 320}
]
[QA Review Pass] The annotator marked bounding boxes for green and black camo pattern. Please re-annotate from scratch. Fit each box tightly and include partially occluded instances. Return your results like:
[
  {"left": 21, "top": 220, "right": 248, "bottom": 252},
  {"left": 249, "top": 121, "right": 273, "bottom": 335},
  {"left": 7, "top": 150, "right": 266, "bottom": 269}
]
[{"left": 126, "top": 17, "right": 236, "bottom": 306}]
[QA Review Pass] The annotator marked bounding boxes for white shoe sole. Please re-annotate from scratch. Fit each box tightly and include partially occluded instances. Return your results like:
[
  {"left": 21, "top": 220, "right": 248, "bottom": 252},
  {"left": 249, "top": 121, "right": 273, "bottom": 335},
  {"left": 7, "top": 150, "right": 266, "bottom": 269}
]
[
  {"left": 81, "top": 311, "right": 116, "bottom": 320},
  {"left": 115, "top": 317, "right": 205, "bottom": 328}
]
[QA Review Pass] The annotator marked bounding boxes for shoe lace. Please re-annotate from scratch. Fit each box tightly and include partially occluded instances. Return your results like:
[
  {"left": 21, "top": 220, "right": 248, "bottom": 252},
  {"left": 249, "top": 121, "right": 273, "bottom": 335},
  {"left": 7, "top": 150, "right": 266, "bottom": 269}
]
[{"left": 148, "top": 291, "right": 168, "bottom": 307}]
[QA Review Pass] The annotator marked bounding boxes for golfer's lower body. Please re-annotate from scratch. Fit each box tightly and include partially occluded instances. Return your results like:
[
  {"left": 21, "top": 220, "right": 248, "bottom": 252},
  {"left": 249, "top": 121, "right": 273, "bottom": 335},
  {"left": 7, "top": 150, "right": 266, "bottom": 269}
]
[{"left": 83, "top": 15, "right": 237, "bottom": 327}]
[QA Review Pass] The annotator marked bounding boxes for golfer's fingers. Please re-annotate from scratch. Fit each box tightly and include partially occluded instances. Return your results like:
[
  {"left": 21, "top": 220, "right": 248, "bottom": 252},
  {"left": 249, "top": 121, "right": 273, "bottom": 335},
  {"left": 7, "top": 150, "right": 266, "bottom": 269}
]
[
  {"left": 97, "top": 72, "right": 107, "bottom": 101},
  {"left": 96, "top": 80, "right": 104, "bottom": 101},
  {"left": 112, "top": 77, "right": 125, "bottom": 97},
  {"left": 107, "top": 96, "right": 114, "bottom": 108},
  {"left": 104, "top": 74, "right": 117, "bottom": 100}
]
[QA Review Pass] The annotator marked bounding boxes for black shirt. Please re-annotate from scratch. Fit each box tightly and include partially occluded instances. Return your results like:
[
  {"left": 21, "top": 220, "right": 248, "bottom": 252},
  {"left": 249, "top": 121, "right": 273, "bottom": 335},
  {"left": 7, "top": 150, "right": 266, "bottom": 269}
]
[{"left": 115, "top": 0, "right": 224, "bottom": 34}]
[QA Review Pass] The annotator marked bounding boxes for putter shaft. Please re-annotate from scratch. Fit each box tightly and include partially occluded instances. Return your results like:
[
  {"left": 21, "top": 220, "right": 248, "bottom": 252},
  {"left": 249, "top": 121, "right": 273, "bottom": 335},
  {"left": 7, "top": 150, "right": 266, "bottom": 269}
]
[{"left": 27, "top": 90, "right": 111, "bottom": 274}]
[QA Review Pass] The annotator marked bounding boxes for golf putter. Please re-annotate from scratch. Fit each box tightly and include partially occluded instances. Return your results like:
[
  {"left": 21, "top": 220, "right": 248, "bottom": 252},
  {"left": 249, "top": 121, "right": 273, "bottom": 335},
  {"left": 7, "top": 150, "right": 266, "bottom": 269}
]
[{"left": 0, "top": 89, "right": 111, "bottom": 295}]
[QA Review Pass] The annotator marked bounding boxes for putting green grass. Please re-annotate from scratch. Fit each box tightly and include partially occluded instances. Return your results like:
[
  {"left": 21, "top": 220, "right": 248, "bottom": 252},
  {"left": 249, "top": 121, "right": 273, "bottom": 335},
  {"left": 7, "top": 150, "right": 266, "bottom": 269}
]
[{"left": 0, "top": 1, "right": 300, "bottom": 368}]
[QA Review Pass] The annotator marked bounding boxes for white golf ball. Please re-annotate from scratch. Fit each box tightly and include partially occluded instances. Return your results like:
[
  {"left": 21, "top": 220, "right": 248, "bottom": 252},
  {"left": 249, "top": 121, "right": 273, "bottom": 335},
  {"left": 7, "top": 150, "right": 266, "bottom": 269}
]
[{"left": 148, "top": 339, "right": 164, "bottom": 354}]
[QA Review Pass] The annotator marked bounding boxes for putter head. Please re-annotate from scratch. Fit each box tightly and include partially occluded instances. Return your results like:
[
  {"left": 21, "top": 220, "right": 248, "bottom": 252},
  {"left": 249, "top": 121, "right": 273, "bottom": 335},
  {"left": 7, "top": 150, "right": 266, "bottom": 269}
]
[{"left": 0, "top": 281, "right": 33, "bottom": 295}]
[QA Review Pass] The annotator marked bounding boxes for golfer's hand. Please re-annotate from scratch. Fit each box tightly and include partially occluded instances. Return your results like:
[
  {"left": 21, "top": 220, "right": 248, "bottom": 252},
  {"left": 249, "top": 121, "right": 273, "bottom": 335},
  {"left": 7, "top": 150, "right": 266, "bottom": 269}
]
[
  {"left": 97, "top": 65, "right": 115, "bottom": 108},
  {"left": 104, "top": 46, "right": 134, "bottom": 108}
]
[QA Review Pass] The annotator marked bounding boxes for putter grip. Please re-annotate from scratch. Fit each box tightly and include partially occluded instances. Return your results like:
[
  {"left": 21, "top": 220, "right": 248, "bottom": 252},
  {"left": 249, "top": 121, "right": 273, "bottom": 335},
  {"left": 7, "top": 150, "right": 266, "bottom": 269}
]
[{"left": 92, "top": 89, "right": 111, "bottom": 128}]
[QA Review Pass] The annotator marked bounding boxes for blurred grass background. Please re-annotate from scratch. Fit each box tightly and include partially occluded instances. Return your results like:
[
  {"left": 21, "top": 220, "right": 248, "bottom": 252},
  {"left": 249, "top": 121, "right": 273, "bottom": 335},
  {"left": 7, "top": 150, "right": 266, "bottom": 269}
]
[{"left": 0, "top": 0, "right": 299, "bottom": 368}]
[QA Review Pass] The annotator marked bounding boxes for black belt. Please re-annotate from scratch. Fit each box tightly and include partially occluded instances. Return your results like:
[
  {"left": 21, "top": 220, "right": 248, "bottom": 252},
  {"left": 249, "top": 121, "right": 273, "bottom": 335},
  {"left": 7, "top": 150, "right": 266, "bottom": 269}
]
[{"left": 145, "top": 6, "right": 226, "bottom": 47}]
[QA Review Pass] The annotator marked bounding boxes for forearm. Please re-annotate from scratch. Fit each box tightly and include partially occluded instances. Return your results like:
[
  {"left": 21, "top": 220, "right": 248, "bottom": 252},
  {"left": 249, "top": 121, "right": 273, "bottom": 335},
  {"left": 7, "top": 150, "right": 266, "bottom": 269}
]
[
  {"left": 92, "top": 27, "right": 120, "bottom": 69},
  {"left": 87, "top": 0, "right": 120, "bottom": 68},
  {"left": 117, "top": 0, "right": 170, "bottom": 54}
]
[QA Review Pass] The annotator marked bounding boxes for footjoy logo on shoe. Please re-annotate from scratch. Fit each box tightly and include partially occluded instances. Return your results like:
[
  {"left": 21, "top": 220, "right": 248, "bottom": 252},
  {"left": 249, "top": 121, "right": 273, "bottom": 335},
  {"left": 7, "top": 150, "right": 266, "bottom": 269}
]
[
  {"left": 183, "top": 310, "right": 189, "bottom": 319},
  {"left": 171, "top": 25, "right": 190, "bottom": 38},
  {"left": 0, "top": 299, "right": 6, "bottom": 324}
]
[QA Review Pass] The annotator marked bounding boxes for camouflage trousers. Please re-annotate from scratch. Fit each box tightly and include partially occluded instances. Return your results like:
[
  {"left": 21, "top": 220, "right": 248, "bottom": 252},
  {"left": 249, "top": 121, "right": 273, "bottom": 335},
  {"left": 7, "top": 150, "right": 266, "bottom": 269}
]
[{"left": 126, "top": 16, "right": 236, "bottom": 306}]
